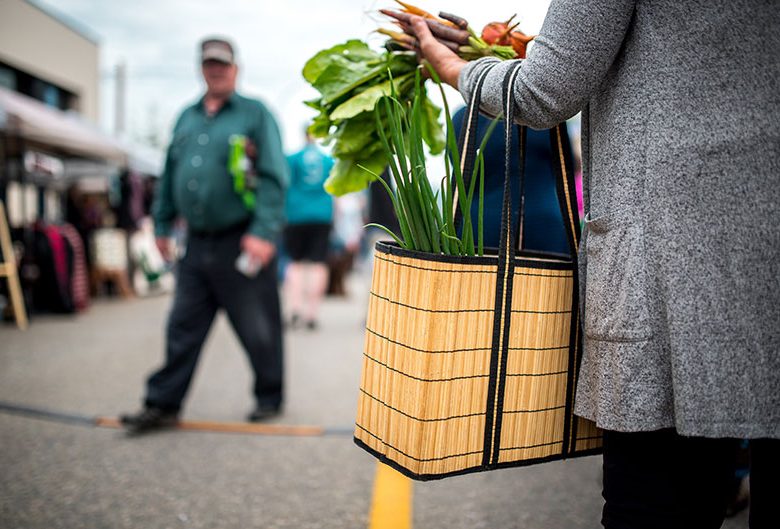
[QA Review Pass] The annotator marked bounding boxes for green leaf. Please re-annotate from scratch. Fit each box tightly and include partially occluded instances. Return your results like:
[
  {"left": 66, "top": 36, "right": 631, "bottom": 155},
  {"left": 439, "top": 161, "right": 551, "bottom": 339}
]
[
  {"left": 302, "top": 40, "right": 379, "bottom": 84},
  {"left": 323, "top": 154, "right": 386, "bottom": 196},
  {"left": 303, "top": 97, "right": 324, "bottom": 111},
  {"left": 364, "top": 223, "right": 405, "bottom": 248},
  {"left": 313, "top": 61, "right": 386, "bottom": 106},
  {"left": 307, "top": 112, "right": 332, "bottom": 139},
  {"left": 329, "top": 72, "right": 414, "bottom": 121},
  {"left": 330, "top": 112, "right": 377, "bottom": 156}
]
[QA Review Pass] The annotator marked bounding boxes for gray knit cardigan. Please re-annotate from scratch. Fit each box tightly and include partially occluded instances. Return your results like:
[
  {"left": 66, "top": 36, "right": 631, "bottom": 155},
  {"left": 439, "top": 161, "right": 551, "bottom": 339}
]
[{"left": 459, "top": 0, "right": 779, "bottom": 438}]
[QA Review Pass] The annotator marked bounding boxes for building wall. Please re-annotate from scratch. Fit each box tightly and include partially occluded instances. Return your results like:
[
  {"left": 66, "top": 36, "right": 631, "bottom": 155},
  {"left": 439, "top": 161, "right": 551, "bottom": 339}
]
[{"left": 0, "top": 0, "right": 100, "bottom": 123}]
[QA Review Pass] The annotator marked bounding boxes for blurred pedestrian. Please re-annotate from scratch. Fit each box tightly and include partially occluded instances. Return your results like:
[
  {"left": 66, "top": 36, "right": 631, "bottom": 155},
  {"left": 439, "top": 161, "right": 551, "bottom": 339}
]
[
  {"left": 326, "top": 191, "right": 365, "bottom": 297},
  {"left": 409, "top": 1, "right": 779, "bottom": 527},
  {"left": 282, "top": 130, "right": 333, "bottom": 330},
  {"left": 121, "top": 37, "right": 288, "bottom": 432}
]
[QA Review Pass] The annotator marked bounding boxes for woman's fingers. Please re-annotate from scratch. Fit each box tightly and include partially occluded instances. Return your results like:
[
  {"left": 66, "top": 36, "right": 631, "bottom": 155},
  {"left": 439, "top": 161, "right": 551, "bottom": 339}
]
[
  {"left": 409, "top": 15, "right": 466, "bottom": 88},
  {"left": 381, "top": 9, "right": 470, "bottom": 45}
]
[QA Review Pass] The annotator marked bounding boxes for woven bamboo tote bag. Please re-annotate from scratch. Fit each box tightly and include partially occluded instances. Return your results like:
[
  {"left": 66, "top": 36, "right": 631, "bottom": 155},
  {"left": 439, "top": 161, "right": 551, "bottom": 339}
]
[{"left": 355, "top": 63, "right": 602, "bottom": 481}]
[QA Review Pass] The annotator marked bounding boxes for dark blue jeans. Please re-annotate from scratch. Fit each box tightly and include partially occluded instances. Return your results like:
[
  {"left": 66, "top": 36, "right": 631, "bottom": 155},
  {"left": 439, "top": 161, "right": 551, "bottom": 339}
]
[
  {"left": 602, "top": 429, "right": 779, "bottom": 529},
  {"left": 145, "top": 227, "right": 283, "bottom": 412}
]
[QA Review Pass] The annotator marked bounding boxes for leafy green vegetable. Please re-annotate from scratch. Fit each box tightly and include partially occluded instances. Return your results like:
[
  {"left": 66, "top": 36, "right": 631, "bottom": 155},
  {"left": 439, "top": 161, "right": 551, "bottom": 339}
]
[
  {"left": 325, "top": 153, "right": 387, "bottom": 196},
  {"left": 302, "top": 40, "right": 445, "bottom": 196},
  {"left": 330, "top": 72, "right": 414, "bottom": 121},
  {"left": 302, "top": 40, "right": 379, "bottom": 84},
  {"left": 370, "top": 71, "right": 496, "bottom": 256}
]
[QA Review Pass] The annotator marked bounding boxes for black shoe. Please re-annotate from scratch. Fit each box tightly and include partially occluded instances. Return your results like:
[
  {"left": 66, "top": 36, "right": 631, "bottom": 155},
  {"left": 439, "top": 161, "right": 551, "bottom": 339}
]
[
  {"left": 120, "top": 406, "right": 179, "bottom": 434},
  {"left": 247, "top": 403, "right": 281, "bottom": 422},
  {"left": 305, "top": 320, "right": 318, "bottom": 331}
]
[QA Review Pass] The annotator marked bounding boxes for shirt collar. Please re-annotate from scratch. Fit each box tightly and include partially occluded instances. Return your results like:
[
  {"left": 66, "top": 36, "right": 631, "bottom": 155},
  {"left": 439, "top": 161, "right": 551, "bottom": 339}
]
[{"left": 197, "top": 91, "right": 240, "bottom": 114}]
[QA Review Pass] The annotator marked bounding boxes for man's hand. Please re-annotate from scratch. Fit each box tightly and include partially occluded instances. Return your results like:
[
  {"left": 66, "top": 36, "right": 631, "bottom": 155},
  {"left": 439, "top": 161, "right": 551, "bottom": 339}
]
[
  {"left": 156, "top": 237, "right": 173, "bottom": 262},
  {"left": 409, "top": 15, "right": 467, "bottom": 89},
  {"left": 240, "top": 234, "right": 276, "bottom": 267}
]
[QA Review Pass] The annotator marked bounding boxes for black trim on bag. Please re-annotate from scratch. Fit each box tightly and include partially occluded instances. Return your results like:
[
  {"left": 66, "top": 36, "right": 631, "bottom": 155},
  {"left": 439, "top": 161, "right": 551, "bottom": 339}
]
[
  {"left": 354, "top": 436, "right": 602, "bottom": 482},
  {"left": 355, "top": 424, "right": 483, "bottom": 462},
  {"left": 369, "top": 291, "right": 493, "bottom": 314},
  {"left": 489, "top": 61, "right": 525, "bottom": 467},
  {"left": 363, "top": 353, "right": 569, "bottom": 383},
  {"left": 363, "top": 353, "right": 488, "bottom": 382},
  {"left": 369, "top": 291, "right": 572, "bottom": 315},
  {"left": 503, "top": 405, "right": 565, "bottom": 414},
  {"left": 366, "top": 327, "right": 572, "bottom": 354},
  {"left": 374, "top": 242, "right": 575, "bottom": 272},
  {"left": 548, "top": 122, "right": 582, "bottom": 458},
  {"left": 359, "top": 388, "right": 485, "bottom": 422},
  {"left": 365, "top": 327, "right": 490, "bottom": 354}
]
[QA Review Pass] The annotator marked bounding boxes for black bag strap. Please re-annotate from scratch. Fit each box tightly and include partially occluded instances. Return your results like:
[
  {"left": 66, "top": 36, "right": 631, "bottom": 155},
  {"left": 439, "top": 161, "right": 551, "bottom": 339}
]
[
  {"left": 454, "top": 64, "right": 496, "bottom": 225},
  {"left": 468, "top": 60, "right": 584, "bottom": 466},
  {"left": 505, "top": 66, "right": 584, "bottom": 458},
  {"left": 456, "top": 72, "right": 580, "bottom": 260}
]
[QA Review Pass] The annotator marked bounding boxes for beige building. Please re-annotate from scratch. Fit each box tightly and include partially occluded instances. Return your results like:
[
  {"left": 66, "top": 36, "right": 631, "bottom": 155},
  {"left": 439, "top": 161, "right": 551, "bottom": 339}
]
[{"left": 0, "top": 0, "right": 99, "bottom": 123}]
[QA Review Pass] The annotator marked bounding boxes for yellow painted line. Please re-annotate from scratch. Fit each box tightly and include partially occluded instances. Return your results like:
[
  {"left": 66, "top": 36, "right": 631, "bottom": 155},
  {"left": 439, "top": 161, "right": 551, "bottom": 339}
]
[{"left": 368, "top": 462, "right": 413, "bottom": 529}]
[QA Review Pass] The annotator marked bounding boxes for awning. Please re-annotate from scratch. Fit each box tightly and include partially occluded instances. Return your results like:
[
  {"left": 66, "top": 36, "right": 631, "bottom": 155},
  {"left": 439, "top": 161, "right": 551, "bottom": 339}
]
[{"left": 0, "top": 85, "right": 127, "bottom": 164}]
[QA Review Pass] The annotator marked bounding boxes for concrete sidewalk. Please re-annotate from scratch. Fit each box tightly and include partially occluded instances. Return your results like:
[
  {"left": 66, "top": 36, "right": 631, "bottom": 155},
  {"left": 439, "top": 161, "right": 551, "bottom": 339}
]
[{"left": 0, "top": 272, "right": 749, "bottom": 529}]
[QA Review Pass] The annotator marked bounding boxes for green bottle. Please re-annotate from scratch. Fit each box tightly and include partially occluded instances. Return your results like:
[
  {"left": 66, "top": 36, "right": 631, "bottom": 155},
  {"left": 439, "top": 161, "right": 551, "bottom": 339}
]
[{"left": 228, "top": 134, "right": 257, "bottom": 210}]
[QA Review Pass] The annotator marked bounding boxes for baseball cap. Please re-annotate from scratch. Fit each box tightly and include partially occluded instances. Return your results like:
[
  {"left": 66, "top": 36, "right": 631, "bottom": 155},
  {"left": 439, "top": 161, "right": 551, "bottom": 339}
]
[{"left": 200, "top": 37, "right": 235, "bottom": 64}]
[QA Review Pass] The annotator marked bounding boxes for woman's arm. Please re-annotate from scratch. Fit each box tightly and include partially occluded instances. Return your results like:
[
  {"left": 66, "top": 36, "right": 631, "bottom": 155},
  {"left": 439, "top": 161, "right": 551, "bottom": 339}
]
[{"left": 413, "top": 0, "right": 637, "bottom": 128}]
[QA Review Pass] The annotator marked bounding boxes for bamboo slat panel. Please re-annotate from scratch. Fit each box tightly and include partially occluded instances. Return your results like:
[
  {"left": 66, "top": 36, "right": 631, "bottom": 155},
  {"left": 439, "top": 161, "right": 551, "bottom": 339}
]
[
  {"left": 357, "top": 249, "right": 496, "bottom": 476},
  {"left": 356, "top": 245, "right": 601, "bottom": 479}
]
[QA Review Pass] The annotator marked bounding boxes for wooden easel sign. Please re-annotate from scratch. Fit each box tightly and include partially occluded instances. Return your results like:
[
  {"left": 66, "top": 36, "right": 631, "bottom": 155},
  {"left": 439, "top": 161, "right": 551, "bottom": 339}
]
[{"left": 0, "top": 201, "right": 28, "bottom": 329}]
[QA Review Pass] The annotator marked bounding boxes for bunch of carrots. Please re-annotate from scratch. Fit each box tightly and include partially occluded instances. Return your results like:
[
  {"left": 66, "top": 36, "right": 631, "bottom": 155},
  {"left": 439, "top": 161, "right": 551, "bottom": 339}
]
[{"left": 379, "top": 0, "right": 535, "bottom": 60}]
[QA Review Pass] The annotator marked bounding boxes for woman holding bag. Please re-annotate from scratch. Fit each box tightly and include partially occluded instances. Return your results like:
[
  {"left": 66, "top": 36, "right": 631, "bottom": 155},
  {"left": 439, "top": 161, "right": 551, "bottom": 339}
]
[{"left": 408, "top": 1, "right": 779, "bottom": 527}]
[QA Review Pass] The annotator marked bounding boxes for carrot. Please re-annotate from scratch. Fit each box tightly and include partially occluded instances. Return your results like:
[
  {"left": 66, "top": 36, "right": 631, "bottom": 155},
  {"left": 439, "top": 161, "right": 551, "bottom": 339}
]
[
  {"left": 438, "top": 12, "right": 469, "bottom": 30},
  {"left": 393, "top": 0, "right": 457, "bottom": 28},
  {"left": 376, "top": 28, "right": 419, "bottom": 50},
  {"left": 381, "top": 9, "right": 470, "bottom": 45}
]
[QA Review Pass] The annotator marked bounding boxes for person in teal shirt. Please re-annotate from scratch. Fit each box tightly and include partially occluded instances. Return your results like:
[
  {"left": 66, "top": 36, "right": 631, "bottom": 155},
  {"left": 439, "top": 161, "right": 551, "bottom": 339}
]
[
  {"left": 283, "top": 131, "right": 333, "bottom": 330},
  {"left": 121, "top": 37, "right": 288, "bottom": 432}
]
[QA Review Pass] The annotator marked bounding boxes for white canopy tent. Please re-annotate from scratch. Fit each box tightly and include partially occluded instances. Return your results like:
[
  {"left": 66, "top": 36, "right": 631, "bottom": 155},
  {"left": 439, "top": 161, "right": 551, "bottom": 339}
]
[{"left": 0, "top": 85, "right": 127, "bottom": 165}]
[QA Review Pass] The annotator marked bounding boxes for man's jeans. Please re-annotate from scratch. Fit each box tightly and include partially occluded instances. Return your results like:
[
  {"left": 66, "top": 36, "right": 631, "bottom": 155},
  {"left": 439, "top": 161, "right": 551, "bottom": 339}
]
[{"left": 145, "top": 227, "right": 283, "bottom": 412}]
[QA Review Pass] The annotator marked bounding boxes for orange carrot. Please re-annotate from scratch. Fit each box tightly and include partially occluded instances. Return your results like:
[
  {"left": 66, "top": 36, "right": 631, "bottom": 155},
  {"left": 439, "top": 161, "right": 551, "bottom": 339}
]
[{"left": 394, "top": 0, "right": 457, "bottom": 28}]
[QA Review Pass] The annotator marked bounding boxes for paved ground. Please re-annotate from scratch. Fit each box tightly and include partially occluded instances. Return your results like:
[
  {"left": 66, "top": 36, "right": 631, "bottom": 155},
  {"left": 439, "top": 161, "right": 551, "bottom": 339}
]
[{"left": 0, "top": 270, "right": 749, "bottom": 529}]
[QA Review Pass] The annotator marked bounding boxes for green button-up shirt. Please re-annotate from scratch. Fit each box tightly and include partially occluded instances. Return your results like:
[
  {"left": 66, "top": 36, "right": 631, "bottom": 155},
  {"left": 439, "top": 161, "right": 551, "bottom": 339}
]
[{"left": 152, "top": 92, "right": 288, "bottom": 240}]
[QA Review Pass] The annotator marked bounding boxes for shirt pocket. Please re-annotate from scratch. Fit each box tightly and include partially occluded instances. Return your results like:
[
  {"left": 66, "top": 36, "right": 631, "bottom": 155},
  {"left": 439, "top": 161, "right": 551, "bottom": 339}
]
[
  {"left": 169, "top": 131, "right": 191, "bottom": 160},
  {"left": 582, "top": 214, "right": 653, "bottom": 342}
]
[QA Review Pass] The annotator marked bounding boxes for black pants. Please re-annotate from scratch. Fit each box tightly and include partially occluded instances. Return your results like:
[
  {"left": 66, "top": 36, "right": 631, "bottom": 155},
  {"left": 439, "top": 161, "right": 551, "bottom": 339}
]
[
  {"left": 145, "top": 228, "right": 283, "bottom": 412},
  {"left": 602, "top": 429, "right": 779, "bottom": 529}
]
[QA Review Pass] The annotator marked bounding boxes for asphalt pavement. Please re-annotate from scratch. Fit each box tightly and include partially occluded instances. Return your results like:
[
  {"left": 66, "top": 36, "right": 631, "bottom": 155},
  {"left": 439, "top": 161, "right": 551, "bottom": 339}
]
[{"left": 0, "top": 269, "right": 749, "bottom": 529}]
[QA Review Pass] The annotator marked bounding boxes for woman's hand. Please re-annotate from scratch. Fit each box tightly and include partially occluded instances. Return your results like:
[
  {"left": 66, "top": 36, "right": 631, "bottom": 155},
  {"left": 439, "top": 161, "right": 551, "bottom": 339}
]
[{"left": 409, "top": 15, "right": 468, "bottom": 89}]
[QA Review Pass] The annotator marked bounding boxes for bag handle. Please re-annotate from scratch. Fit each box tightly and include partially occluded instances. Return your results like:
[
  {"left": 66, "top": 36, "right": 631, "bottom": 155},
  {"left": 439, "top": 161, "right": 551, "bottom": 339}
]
[
  {"left": 505, "top": 63, "right": 586, "bottom": 459},
  {"left": 472, "top": 61, "right": 584, "bottom": 465},
  {"left": 456, "top": 66, "right": 580, "bottom": 260},
  {"left": 504, "top": 76, "right": 580, "bottom": 259},
  {"left": 454, "top": 64, "right": 496, "bottom": 221}
]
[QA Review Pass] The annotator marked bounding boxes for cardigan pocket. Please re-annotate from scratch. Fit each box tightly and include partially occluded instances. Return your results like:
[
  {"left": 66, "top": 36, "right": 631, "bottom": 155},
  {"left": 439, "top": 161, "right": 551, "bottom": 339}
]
[{"left": 583, "top": 215, "right": 653, "bottom": 342}]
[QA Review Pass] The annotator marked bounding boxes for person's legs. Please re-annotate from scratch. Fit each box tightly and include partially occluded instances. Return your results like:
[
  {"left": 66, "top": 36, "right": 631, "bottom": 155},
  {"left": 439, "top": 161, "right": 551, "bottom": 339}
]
[
  {"left": 284, "top": 261, "right": 305, "bottom": 324},
  {"left": 300, "top": 224, "right": 331, "bottom": 328},
  {"left": 144, "top": 241, "right": 218, "bottom": 412},
  {"left": 748, "top": 438, "right": 780, "bottom": 528},
  {"left": 282, "top": 225, "right": 307, "bottom": 326},
  {"left": 302, "top": 262, "right": 328, "bottom": 326},
  {"left": 602, "top": 429, "right": 739, "bottom": 529},
  {"left": 210, "top": 234, "right": 283, "bottom": 414}
]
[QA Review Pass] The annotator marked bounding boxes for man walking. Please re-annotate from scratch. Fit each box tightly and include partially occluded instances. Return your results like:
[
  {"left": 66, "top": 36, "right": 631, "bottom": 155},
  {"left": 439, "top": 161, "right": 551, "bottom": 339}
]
[{"left": 121, "top": 37, "right": 288, "bottom": 433}]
